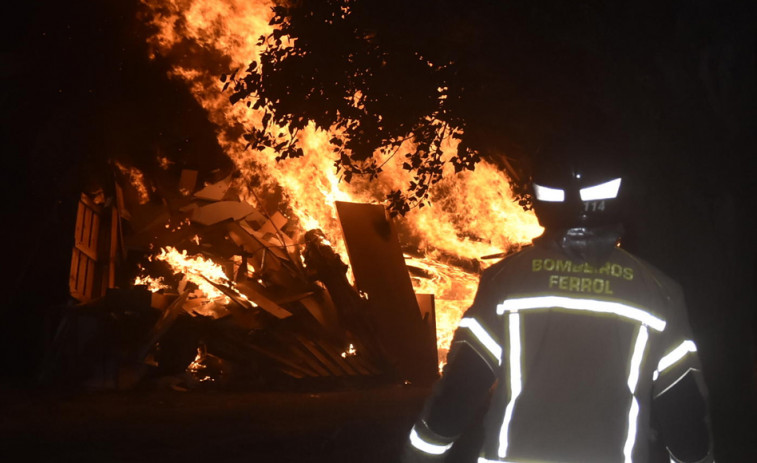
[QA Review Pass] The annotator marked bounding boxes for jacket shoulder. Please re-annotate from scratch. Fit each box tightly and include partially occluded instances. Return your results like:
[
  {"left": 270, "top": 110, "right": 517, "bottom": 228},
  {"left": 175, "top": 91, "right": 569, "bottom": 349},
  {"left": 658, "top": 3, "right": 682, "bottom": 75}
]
[
  {"left": 480, "top": 244, "right": 539, "bottom": 282},
  {"left": 616, "top": 248, "right": 684, "bottom": 300}
]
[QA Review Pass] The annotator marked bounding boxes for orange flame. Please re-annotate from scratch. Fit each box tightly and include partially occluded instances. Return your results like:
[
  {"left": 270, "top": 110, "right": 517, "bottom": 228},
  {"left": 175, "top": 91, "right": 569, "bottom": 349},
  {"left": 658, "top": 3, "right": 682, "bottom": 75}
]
[
  {"left": 140, "top": 0, "right": 543, "bottom": 364},
  {"left": 134, "top": 272, "right": 170, "bottom": 292},
  {"left": 115, "top": 160, "right": 151, "bottom": 204},
  {"left": 151, "top": 246, "right": 231, "bottom": 302}
]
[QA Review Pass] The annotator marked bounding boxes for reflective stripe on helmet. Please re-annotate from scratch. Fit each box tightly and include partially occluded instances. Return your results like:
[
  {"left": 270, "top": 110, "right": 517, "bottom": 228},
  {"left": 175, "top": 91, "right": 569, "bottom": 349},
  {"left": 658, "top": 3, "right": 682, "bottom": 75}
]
[
  {"left": 533, "top": 183, "right": 565, "bottom": 202},
  {"left": 408, "top": 425, "right": 453, "bottom": 455},
  {"left": 497, "top": 295, "right": 666, "bottom": 332},
  {"left": 459, "top": 317, "right": 503, "bottom": 366},
  {"left": 580, "top": 178, "right": 622, "bottom": 201}
]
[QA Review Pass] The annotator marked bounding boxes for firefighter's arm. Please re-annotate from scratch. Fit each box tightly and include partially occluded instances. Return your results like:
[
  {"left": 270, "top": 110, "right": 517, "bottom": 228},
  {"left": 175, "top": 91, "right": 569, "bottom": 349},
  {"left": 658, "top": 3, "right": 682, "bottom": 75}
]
[
  {"left": 646, "top": 271, "right": 715, "bottom": 463},
  {"left": 401, "top": 337, "right": 497, "bottom": 462},
  {"left": 652, "top": 364, "right": 714, "bottom": 463},
  {"left": 401, "top": 266, "right": 502, "bottom": 462},
  {"left": 651, "top": 283, "right": 715, "bottom": 462}
]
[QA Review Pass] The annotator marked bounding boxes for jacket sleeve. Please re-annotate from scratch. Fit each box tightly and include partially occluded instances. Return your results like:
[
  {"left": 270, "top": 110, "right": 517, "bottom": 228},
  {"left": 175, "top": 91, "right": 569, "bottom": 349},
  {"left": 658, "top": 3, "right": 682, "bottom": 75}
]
[
  {"left": 651, "top": 281, "right": 715, "bottom": 463},
  {"left": 402, "top": 271, "right": 500, "bottom": 462}
]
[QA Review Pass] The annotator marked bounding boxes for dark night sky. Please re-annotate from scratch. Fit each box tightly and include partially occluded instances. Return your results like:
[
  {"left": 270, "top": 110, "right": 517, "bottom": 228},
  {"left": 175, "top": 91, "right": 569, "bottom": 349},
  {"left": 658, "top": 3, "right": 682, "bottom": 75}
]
[{"left": 2, "top": 0, "right": 756, "bottom": 459}]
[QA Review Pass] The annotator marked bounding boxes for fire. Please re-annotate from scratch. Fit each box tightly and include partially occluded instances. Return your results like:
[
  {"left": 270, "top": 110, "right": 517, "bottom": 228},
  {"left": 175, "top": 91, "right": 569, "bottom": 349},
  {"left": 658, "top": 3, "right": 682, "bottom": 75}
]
[
  {"left": 140, "top": 0, "right": 542, "bottom": 364},
  {"left": 134, "top": 272, "right": 170, "bottom": 293},
  {"left": 341, "top": 343, "right": 357, "bottom": 358},
  {"left": 150, "top": 246, "right": 231, "bottom": 302},
  {"left": 114, "top": 161, "right": 151, "bottom": 204}
]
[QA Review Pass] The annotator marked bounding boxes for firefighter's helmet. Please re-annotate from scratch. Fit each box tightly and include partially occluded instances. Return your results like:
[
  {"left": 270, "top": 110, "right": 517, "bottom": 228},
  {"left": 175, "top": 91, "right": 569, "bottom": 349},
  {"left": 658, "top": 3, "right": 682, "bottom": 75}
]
[{"left": 530, "top": 139, "right": 625, "bottom": 230}]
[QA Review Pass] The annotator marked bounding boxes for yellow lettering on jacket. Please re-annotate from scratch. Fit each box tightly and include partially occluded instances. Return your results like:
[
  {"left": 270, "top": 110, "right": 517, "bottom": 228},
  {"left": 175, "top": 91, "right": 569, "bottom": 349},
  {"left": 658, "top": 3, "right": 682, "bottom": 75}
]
[
  {"left": 532, "top": 258, "right": 633, "bottom": 281},
  {"left": 548, "top": 275, "right": 614, "bottom": 295}
]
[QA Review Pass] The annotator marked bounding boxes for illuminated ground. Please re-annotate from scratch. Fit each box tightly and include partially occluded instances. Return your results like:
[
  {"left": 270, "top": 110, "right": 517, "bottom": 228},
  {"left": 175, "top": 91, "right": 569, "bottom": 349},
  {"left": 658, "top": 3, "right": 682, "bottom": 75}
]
[{"left": 0, "top": 384, "right": 431, "bottom": 463}]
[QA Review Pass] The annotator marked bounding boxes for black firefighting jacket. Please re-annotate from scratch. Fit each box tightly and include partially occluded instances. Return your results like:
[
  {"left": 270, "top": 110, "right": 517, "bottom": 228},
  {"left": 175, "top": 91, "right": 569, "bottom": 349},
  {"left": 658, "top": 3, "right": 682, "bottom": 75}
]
[{"left": 404, "top": 231, "right": 714, "bottom": 463}]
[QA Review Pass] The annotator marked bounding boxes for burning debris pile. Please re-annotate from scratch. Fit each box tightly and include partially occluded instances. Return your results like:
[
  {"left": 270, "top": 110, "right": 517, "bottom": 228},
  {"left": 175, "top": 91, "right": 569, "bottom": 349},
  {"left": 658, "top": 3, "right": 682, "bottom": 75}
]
[
  {"left": 39, "top": 0, "right": 544, "bottom": 391},
  {"left": 42, "top": 164, "right": 439, "bottom": 390}
]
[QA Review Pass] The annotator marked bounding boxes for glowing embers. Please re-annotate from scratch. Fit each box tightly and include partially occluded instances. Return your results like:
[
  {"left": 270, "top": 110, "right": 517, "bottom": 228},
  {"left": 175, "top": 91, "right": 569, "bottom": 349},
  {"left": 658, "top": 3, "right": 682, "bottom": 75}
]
[
  {"left": 533, "top": 184, "right": 565, "bottom": 202},
  {"left": 341, "top": 343, "right": 357, "bottom": 358},
  {"left": 579, "top": 178, "right": 622, "bottom": 201}
]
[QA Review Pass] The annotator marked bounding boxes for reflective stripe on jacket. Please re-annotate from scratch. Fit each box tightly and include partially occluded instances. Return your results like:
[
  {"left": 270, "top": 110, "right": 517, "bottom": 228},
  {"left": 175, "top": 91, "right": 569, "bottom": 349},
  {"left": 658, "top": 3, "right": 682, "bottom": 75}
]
[{"left": 407, "top": 240, "right": 713, "bottom": 463}]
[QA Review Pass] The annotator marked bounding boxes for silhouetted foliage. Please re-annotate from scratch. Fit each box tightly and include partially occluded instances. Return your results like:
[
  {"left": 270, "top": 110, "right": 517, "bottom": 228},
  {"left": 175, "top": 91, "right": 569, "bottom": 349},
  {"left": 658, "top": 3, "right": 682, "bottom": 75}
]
[
  {"left": 226, "top": 0, "right": 756, "bottom": 217},
  {"left": 226, "top": 0, "right": 533, "bottom": 214}
]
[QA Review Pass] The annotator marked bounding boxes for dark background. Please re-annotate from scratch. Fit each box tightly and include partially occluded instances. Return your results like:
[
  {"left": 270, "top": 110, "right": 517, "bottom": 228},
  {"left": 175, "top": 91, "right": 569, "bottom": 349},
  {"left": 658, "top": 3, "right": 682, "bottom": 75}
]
[{"left": 2, "top": 0, "right": 755, "bottom": 460}]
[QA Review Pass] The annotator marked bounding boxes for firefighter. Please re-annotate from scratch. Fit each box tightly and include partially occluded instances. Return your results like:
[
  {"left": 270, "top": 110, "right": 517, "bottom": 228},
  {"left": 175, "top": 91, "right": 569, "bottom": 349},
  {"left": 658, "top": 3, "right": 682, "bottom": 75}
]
[{"left": 401, "top": 150, "right": 715, "bottom": 463}]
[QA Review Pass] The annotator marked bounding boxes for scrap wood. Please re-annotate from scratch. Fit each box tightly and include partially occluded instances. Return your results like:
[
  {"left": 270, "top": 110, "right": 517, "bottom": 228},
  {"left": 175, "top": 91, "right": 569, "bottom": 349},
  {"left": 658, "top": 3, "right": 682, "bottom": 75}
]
[
  {"left": 243, "top": 208, "right": 267, "bottom": 227},
  {"left": 114, "top": 183, "right": 132, "bottom": 221},
  {"left": 257, "top": 210, "right": 288, "bottom": 237},
  {"left": 178, "top": 169, "right": 198, "bottom": 195},
  {"left": 301, "top": 228, "right": 389, "bottom": 365},
  {"left": 128, "top": 201, "right": 171, "bottom": 236},
  {"left": 193, "top": 176, "right": 231, "bottom": 201},
  {"left": 299, "top": 294, "right": 341, "bottom": 334},
  {"left": 271, "top": 289, "right": 316, "bottom": 305},
  {"left": 193, "top": 225, "right": 244, "bottom": 260},
  {"left": 223, "top": 301, "right": 266, "bottom": 331},
  {"left": 149, "top": 292, "right": 177, "bottom": 311},
  {"left": 335, "top": 201, "right": 438, "bottom": 385},
  {"left": 199, "top": 275, "right": 260, "bottom": 312},
  {"left": 191, "top": 201, "right": 259, "bottom": 226},
  {"left": 238, "top": 221, "right": 292, "bottom": 263},
  {"left": 70, "top": 193, "right": 108, "bottom": 302},
  {"left": 226, "top": 221, "right": 282, "bottom": 272},
  {"left": 228, "top": 221, "right": 308, "bottom": 288},
  {"left": 255, "top": 211, "right": 307, "bottom": 272},
  {"left": 204, "top": 322, "right": 316, "bottom": 378},
  {"left": 416, "top": 293, "right": 439, "bottom": 366},
  {"left": 265, "top": 329, "right": 337, "bottom": 377},
  {"left": 293, "top": 333, "right": 361, "bottom": 376},
  {"left": 341, "top": 350, "right": 381, "bottom": 376},
  {"left": 287, "top": 343, "right": 331, "bottom": 377},
  {"left": 316, "top": 340, "right": 368, "bottom": 376},
  {"left": 137, "top": 290, "right": 191, "bottom": 363},
  {"left": 247, "top": 343, "right": 319, "bottom": 378},
  {"left": 292, "top": 333, "right": 350, "bottom": 376},
  {"left": 73, "top": 193, "right": 102, "bottom": 261},
  {"left": 234, "top": 279, "right": 293, "bottom": 319},
  {"left": 108, "top": 206, "right": 119, "bottom": 288}
]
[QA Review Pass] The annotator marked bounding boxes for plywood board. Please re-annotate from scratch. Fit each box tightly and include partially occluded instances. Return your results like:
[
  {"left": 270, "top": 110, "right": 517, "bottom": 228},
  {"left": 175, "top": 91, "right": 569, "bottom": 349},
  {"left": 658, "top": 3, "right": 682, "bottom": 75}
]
[
  {"left": 194, "top": 176, "right": 231, "bottom": 201},
  {"left": 235, "top": 280, "right": 293, "bottom": 319},
  {"left": 69, "top": 194, "right": 106, "bottom": 302},
  {"left": 416, "top": 293, "right": 439, "bottom": 366},
  {"left": 335, "top": 201, "right": 438, "bottom": 384},
  {"left": 178, "top": 169, "right": 198, "bottom": 195},
  {"left": 191, "top": 201, "right": 259, "bottom": 226}
]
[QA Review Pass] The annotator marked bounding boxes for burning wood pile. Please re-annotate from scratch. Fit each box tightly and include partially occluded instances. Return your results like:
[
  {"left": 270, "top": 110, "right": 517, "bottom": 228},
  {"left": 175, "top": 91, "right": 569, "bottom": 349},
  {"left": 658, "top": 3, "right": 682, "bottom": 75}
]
[{"left": 42, "top": 164, "right": 439, "bottom": 390}]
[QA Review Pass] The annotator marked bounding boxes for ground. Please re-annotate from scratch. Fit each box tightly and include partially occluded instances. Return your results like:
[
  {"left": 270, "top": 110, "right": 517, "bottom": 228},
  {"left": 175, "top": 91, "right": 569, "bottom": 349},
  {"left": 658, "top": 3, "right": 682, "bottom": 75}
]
[{"left": 0, "top": 383, "right": 429, "bottom": 463}]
